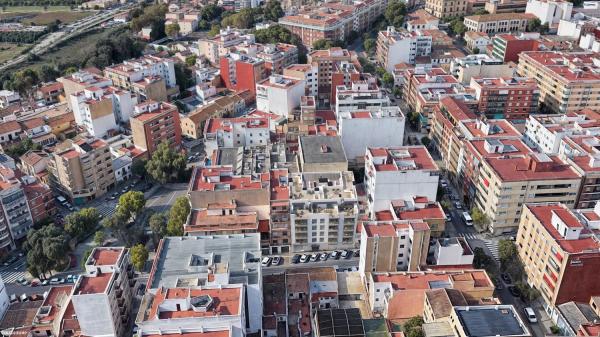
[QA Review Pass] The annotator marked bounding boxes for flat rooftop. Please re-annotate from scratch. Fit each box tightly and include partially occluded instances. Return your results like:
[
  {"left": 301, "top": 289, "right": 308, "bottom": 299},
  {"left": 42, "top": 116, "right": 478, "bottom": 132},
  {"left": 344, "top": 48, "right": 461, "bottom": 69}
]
[
  {"left": 76, "top": 273, "right": 113, "bottom": 295},
  {"left": 88, "top": 247, "right": 124, "bottom": 266},
  {"left": 299, "top": 135, "right": 347, "bottom": 165},
  {"left": 454, "top": 305, "right": 530, "bottom": 337},
  {"left": 367, "top": 146, "right": 438, "bottom": 172}
]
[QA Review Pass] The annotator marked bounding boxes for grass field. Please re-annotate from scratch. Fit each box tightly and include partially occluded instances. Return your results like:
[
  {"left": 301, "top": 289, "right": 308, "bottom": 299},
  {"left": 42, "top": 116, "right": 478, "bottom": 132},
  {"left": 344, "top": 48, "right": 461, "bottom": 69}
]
[
  {"left": 0, "top": 8, "right": 93, "bottom": 25},
  {"left": 0, "top": 43, "right": 30, "bottom": 64},
  {"left": 0, "top": 5, "right": 72, "bottom": 13}
]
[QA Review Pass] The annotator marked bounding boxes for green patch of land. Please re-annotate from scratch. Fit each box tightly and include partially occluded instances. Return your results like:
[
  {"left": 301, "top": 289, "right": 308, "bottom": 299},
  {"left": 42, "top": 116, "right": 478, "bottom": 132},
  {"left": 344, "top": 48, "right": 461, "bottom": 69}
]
[
  {"left": 0, "top": 42, "right": 30, "bottom": 64},
  {"left": 0, "top": 5, "right": 72, "bottom": 13},
  {"left": 0, "top": 8, "right": 93, "bottom": 25}
]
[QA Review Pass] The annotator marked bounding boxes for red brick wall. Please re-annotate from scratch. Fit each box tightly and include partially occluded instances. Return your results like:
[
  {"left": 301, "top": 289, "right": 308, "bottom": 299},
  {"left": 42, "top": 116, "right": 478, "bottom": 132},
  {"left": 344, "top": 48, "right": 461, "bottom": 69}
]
[{"left": 555, "top": 253, "right": 600, "bottom": 305}]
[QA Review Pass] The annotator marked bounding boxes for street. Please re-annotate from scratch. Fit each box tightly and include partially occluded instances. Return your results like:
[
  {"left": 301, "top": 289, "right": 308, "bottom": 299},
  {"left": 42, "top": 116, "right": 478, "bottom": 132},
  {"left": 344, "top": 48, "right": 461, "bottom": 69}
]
[{"left": 262, "top": 253, "right": 360, "bottom": 275}]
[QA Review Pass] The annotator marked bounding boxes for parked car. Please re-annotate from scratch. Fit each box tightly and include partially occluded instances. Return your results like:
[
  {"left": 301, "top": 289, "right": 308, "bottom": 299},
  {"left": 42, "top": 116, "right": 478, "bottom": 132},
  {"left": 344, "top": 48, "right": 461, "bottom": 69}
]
[
  {"left": 300, "top": 254, "right": 309, "bottom": 263},
  {"left": 319, "top": 253, "right": 328, "bottom": 261},
  {"left": 501, "top": 273, "right": 512, "bottom": 284},
  {"left": 261, "top": 257, "right": 272, "bottom": 267},
  {"left": 41, "top": 280, "right": 49, "bottom": 286},
  {"left": 493, "top": 278, "right": 503, "bottom": 290},
  {"left": 353, "top": 250, "right": 360, "bottom": 257},
  {"left": 523, "top": 307, "right": 537, "bottom": 323},
  {"left": 30, "top": 280, "right": 39, "bottom": 287},
  {"left": 341, "top": 250, "right": 349, "bottom": 259},
  {"left": 292, "top": 254, "right": 301, "bottom": 264},
  {"left": 272, "top": 256, "right": 282, "bottom": 266},
  {"left": 331, "top": 251, "right": 340, "bottom": 259},
  {"left": 309, "top": 253, "right": 320, "bottom": 262},
  {"left": 49, "top": 278, "right": 64, "bottom": 285},
  {"left": 508, "top": 286, "right": 521, "bottom": 297},
  {"left": 454, "top": 201, "right": 462, "bottom": 210}
]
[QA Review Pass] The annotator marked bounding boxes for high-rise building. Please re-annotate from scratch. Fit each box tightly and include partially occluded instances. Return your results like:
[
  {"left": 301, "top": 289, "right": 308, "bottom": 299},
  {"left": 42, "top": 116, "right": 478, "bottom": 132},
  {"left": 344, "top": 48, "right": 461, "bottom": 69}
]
[
  {"left": 470, "top": 77, "right": 540, "bottom": 121},
  {"left": 376, "top": 27, "right": 432, "bottom": 72},
  {"left": 130, "top": 101, "right": 182, "bottom": 157}
]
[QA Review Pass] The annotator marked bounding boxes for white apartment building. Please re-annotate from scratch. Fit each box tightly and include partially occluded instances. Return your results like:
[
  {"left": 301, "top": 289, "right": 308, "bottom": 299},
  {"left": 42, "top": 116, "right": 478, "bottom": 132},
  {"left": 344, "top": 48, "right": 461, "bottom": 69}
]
[
  {"left": 449, "top": 54, "right": 515, "bottom": 84},
  {"left": 283, "top": 64, "right": 318, "bottom": 97},
  {"left": 197, "top": 27, "right": 256, "bottom": 64},
  {"left": 0, "top": 90, "right": 20, "bottom": 109},
  {"left": 431, "top": 237, "right": 474, "bottom": 266},
  {"left": 526, "top": 0, "right": 573, "bottom": 25},
  {"left": 0, "top": 276, "right": 8, "bottom": 321},
  {"left": 203, "top": 117, "right": 270, "bottom": 157},
  {"left": 334, "top": 79, "right": 390, "bottom": 116},
  {"left": 72, "top": 247, "right": 134, "bottom": 337},
  {"left": 0, "top": 168, "right": 34, "bottom": 245},
  {"left": 336, "top": 106, "right": 405, "bottom": 166},
  {"left": 376, "top": 27, "right": 432, "bottom": 72},
  {"left": 256, "top": 75, "right": 305, "bottom": 118},
  {"left": 70, "top": 87, "right": 118, "bottom": 138},
  {"left": 104, "top": 55, "right": 177, "bottom": 89},
  {"left": 364, "top": 146, "right": 440, "bottom": 216},
  {"left": 579, "top": 33, "right": 600, "bottom": 52},
  {"left": 289, "top": 171, "right": 358, "bottom": 252},
  {"left": 524, "top": 112, "right": 600, "bottom": 154}
]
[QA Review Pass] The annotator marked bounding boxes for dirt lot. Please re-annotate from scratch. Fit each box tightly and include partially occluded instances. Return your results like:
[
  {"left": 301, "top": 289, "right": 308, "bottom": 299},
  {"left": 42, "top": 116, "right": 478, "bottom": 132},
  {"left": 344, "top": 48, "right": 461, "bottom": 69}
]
[
  {"left": 0, "top": 43, "right": 30, "bottom": 64},
  {"left": 0, "top": 7, "right": 92, "bottom": 25}
]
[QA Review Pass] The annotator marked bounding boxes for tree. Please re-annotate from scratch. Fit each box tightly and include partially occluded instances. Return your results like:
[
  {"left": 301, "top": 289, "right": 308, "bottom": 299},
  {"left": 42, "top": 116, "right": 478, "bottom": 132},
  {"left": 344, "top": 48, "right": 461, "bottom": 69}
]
[
  {"left": 145, "top": 142, "right": 187, "bottom": 184},
  {"left": 264, "top": 0, "right": 284, "bottom": 22},
  {"left": 25, "top": 225, "right": 70, "bottom": 279},
  {"left": 149, "top": 212, "right": 168, "bottom": 242},
  {"left": 207, "top": 24, "right": 221, "bottom": 37},
  {"left": 102, "top": 213, "right": 130, "bottom": 246},
  {"left": 420, "top": 136, "right": 431, "bottom": 147},
  {"left": 39, "top": 64, "right": 59, "bottom": 82},
  {"left": 201, "top": 4, "right": 223, "bottom": 21},
  {"left": 450, "top": 18, "right": 466, "bottom": 36},
  {"left": 527, "top": 18, "right": 541, "bottom": 32},
  {"left": 165, "top": 22, "right": 180, "bottom": 38},
  {"left": 130, "top": 244, "right": 148, "bottom": 271},
  {"left": 312, "top": 39, "right": 345, "bottom": 50},
  {"left": 132, "top": 159, "right": 147, "bottom": 177},
  {"left": 473, "top": 247, "right": 492, "bottom": 269},
  {"left": 472, "top": 47, "right": 480, "bottom": 54},
  {"left": 498, "top": 239, "right": 525, "bottom": 280},
  {"left": 221, "top": 8, "right": 259, "bottom": 29},
  {"left": 363, "top": 38, "right": 376, "bottom": 54},
  {"left": 167, "top": 196, "right": 190, "bottom": 236},
  {"left": 185, "top": 55, "right": 197, "bottom": 67},
  {"left": 382, "top": 72, "right": 394, "bottom": 88},
  {"left": 174, "top": 62, "right": 195, "bottom": 90},
  {"left": 474, "top": 9, "right": 489, "bottom": 15},
  {"left": 94, "top": 230, "right": 105, "bottom": 245},
  {"left": 116, "top": 191, "right": 146, "bottom": 222},
  {"left": 64, "top": 208, "right": 100, "bottom": 240},
  {"left": 4, "top": 138, "right": 41, "bottom": 159},
  {"left": 440, "top": 200, "right": 451, "bottom": 210},
  {"left": 403, "top": 317, "right": 424, "bottom": 337},
  {"left": 470, "top": 207, "right": 490, "bottom": 229},
  {"left": 384, "top": 0, "right": 406, "bottom": 28}
]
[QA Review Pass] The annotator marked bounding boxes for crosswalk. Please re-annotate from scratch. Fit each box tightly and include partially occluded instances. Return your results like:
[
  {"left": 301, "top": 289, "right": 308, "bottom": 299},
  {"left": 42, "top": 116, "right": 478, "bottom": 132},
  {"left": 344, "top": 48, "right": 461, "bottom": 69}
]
[
  {"left": 483, "top": 240, "right": 500, "bottom": 261},
  {"left": 457, "top": 232, "right": 480, "bottom": 240},
  {"left": 1, "top": 265, "right": 28, "bottom": 283}
]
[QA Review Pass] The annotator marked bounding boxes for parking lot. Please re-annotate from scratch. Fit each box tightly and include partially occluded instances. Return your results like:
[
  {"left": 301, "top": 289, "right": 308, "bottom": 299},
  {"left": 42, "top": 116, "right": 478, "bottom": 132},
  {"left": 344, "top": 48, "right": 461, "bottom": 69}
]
[{"left": 261, "top": 249, "right": 360, "bottom": 275}]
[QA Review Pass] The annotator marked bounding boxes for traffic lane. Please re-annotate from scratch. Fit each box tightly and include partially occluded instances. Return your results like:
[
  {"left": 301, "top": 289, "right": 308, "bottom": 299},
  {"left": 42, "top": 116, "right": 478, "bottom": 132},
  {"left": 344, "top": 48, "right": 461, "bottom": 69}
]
[{"left": 6, "top": 284, "right": 54, "bottom": 297}]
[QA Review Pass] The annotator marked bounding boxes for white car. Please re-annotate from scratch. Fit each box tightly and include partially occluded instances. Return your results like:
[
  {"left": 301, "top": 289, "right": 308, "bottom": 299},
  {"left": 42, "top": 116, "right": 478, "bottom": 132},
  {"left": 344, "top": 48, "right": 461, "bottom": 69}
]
[
  {"left": 340, "top": 250, "right": 349, "bottom": 258},
  {"left": 300, "top": 254, "right": 309, "bottom": 263},
  {"left": 272, "top": 256, "right": 282, "bottom": 265},
  {"left": 261, "top": 257, "right": 272, "bottom": 267},
  {"left": 454, "top": 202, "right": 462, "bottom": 210},
  {"left": 524, "top": 307, "right": 537, "bottom": 323}
]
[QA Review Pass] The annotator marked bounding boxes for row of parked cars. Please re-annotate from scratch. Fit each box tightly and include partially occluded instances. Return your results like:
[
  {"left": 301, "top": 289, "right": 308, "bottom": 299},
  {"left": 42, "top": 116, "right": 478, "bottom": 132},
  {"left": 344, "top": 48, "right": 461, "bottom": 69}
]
[
  {"left": 260, "top": 250, "right": 360, "bottom": 267},
  {"left": 17, "top": 274, "right": 79, "bottom": 287}
]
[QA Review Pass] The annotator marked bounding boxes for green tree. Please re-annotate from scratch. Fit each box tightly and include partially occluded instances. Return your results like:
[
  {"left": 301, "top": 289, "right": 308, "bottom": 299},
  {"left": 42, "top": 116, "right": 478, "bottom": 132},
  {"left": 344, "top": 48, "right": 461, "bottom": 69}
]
[
  {"left": 130, "top": 244, "right": 148, "bottom": 271},
  {"left": 382, "top": 72, "right": 394, "bottom": 88},
  {"left": 64, "top": 207, "right": 100, "bottom": 240},
  {"left": 527, "top": 17, "right": 541, "bottom": 32},
  {"left": 473, "top": 247, "right": 492, "bottom": 269},
  {"left": 470, "top": 207, "right": 490, "bottom": 229},
  {"left": 472, "top": 47, "right": 480, "bottom": 54},
  {"left": 363, "top": 38, "right": 376, "bottom": 54},
  {"left": 450, "top": 18, "right": 466, "bottom": 36},
  {"left": 312, "top": 39, "right": 345, "bottom": 49},
  {"left": 185, "top": 55, "right": 197, "bottom": 67},
  {"left": 81, "top": 247, "right": 93, "bottom": 269},
  {"left": 201, "top": 4, "right": 223, "bottom": 21},
  {"left": 221, "top": 8, "right": 258, "bottom": 29},
  {"left": 403, "top": 316, "right": 424, "bottom": 337},
  {"left": 102, "top": 213, "right": 130, "bottom": 246},
  {"left": 384, "top": 0, "right": 406, "bottom": 28},
  {"left": 207, "top": 24, "right": 221, "bottom": 37},
  {"left": 420, "top": 136, "right": 431, "bottom": 147},
  {"left": 145, "top": 142, "right": 187, "bottom": 184},
  {"left": 149, "top": 212, "right": 168, "bottom": 242},
  {"left": 167, "top": 196, "right": 190, "bottom": 236},
  {"left": 132, "top": 159, "right": 147, "bottom": 177},
  {"left": 25, "top": 225, "right": 70, "bottom": 279},
  {"left": 94, "top": 230, "right": 105, "bottom": 245},
  {"left": 474, "top": 9, "right": 489, "bottom": 15},
  {"left": 499, "top": 239, "right": 525, "bottom": 280},
  {"left": 4, "top": 138, "right": 41, "bottom": 159},
  {"left": 39, "top": 64, "right": 59, "bottom": 82},
  {"left": 264, "top": 0, "right": 284, "bottom": 21},
  {"left": 116, "top": 191, "right": 146, "bottom": 222},
  {"left": 174, "top": 62, "right": 194, "bottom": 90},
  {"left": 165, "top": 22, "right": 180, "bottom": 37}
]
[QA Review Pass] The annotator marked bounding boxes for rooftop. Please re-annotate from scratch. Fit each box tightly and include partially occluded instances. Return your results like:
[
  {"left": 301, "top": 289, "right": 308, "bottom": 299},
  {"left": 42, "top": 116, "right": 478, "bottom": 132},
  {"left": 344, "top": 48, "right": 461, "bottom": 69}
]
[
  {"left": 299, "top": 135, "right": 347, "bottom": 165},
  {"left": 367, "top": 146, "right": 438, "bottom": 172},
  {"left": 485, "top": 153, "right": 580, "bottom": 182},
  {"left": 464, "top": 12, "right": 536, "bottom": 22},
  {"left": 75, "top": 273, "right": 113, "bottom": 295},
  {"left": 519, "top": 51, "right": 600, "bottom": 82},
  {"left": 146, "top": 286, "right": 242, "bottom": 320},
  {"left": 454, "top": 305, "right": 530, "bottom": 337},
  {"left": 88, "top": 247, "right": 124, "bottom": 266},
  {"left": 190, "top": 166, "right": 270, "bottom": 192}
]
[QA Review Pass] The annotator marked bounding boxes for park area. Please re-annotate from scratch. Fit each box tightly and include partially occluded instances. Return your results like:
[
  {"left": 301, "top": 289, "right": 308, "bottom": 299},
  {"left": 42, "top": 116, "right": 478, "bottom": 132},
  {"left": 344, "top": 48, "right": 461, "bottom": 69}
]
[
  {"left": 0, "top": 42, "right": 29, "bottom": 64},
  {"left": 0, "top": 6, "right": 92, "bottom": 25}
]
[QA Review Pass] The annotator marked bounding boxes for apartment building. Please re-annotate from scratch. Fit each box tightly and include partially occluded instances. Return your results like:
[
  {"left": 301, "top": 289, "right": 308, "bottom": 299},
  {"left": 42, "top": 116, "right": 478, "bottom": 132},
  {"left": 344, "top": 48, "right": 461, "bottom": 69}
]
[
  {"left": 58, "top": 70, "right": 113, "bottom": 112},
  {"left": 164, "top": 10, "right": 200, "bottom": 35},
  {"left": 48, "top": 138, "right": 115, "bottom": 204},
  {"left": 425, "top": 0, "right": 468, "bottom": 19},
  {"left": 283, "top": 64, "right": 319, "bottom": 97},
  {"left": 517, "top": 51, "right": 600, "bottom": 114},
  {"left": 0, "top": 90, "right": 20, "bottom": 109},
  {"left": 375, "top": 196, "right": 447, "bottom": 236},
  {"left": 525, "top": 0, "right": 573, "bottom": 25},
  {"left": 517, "top": 203, "right": 600, "bottom": 308},
  {"left": 463, "top": 13, "right": 536, "bottom": 34},
  {"left": 523, "top": 110, "right": 600, "bottom": 154},
  {"left": 256, "top": 75, "right": 305, "bottom": 118},
  {"left": 307, "top": 48, "right": 359, "bottom": 102},
  {"left": 431, "top": 237, "right": 474, "bottom": 266},
  {"left": 130, "top": 101, "right": 181, "bottom": 156},
  {"left": 491, "top": 33, "right": 540, "bottom": 62},
  {"left": 69, "top": 87, "right": 116, "bottom": 138},
  {"left": 405, "top": 9, "right": 439, "bottom": 32},
  {"left": 364, "top": 146, "right": 439, "bottom": 216},
  {"left": 449, "top": 306, "right": 531, "bottom": 337},
  {"left": 463, "top": 31, "right": 491, "bottom": 53},
  {"left": 336, "top": 106, "right": 405, "bottom": 167},
  {"left": 473, "top": 152, "right": 581, "bottom": 234},
  {"left": 278, "top": 0, "right": 386, "bottom": 48},
  {"left": 289, "top": 171, "right": 358, "bottom": 251},
  {"left": 203, "top": 116, "right": 270, "bottom": 157},
  {"left": 0, "top": 167, "right": 34, "bottom": 250},
  {"left": 197, "top": 27, "right": 255, "bottom": 64},
  {"left": 560, "top": 135, "right": 600, "bottom": 209},
  {"left": 298, "top": 135, "right": 347, "bottom": 172},
  {"left": 23, "top": 179, "right": 56, "bottom": 226},
  {"left": 359, "top": 220, "right": 431, "bottom": 273},
  {"left": 366, "top": 270, "right": 494, "bottom": 323},
  {"left": 180, "top": 93, "right": 246, "bottom": 139},
  {"left": 376, "top": 27, "right": 432, "bottom": 72},
  {"left": 449, "top": 54, "right": 515, "bottom": 85},
  {"left": 220, "top": 52, "right": 266, "bottom": 99},
  {"left": 269, "top": 169, "right": 290, "bottom": 254},
  {"left": 470, "top": 77, "right": 540, "bottom": 121},
  {"left": 104, "top": 55, "right": 178, "bottom": 101},
  {"left": 257, "top": 43, "right": 299, "bottom": 75}
]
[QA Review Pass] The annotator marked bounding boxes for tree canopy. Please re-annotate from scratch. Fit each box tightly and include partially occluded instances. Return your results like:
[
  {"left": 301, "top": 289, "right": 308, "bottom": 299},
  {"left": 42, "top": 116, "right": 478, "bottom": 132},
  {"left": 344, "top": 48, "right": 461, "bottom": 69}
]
[
  {"left": 130, "top": 244, "right": 148, "bottom": 271},
  {"left": 149, "top": 211, "right": 168, "bottom": 243},
  {"left": 145, "top": 142, "right": 187, "bottom": 184},
  {"left": 384, "top": 0, "right": 407, "bottom": 29},
  {"left": 116, "top": 191, "right": 146, "bottom": 222},
  {"left": 221, "top": 8, "right": 261, "bottom": 29},
  {"left": 264, "top": 0, "right": 284, "bottom": 22},
  {"left": 25, "top": 225, "right": 70, "bottom": 279},
  {"left": 312, "top": 39, "right": 345, "bottom": 50},
  {"left": 167, "top": 196, "right": 190, "bottom": 236},
  {"left": 64, "top": 207, "right": 101, "bottom": 240},
  {"left": 165, "top": 22, "right": 180, "bottom": 37}
]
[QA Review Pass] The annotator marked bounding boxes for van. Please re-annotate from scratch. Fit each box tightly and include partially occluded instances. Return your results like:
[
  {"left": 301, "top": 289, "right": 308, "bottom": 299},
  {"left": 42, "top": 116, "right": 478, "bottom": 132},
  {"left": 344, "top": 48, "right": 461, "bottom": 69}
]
[
  {"left": 462, "top": 212, "right": 473, "bottom": 226},
  {"left": 524, "top": 307, "right": 537, "bottom": 323},
  {"left": 9, "top": 294, "right": 17, "bottom": 303}
]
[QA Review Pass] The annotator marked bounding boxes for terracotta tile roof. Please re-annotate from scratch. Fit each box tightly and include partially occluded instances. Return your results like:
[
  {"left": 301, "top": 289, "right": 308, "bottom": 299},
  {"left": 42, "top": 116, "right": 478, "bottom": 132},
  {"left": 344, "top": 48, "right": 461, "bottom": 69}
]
[{"left": 0, "top": 120, "right": 21, "bottom": 134}]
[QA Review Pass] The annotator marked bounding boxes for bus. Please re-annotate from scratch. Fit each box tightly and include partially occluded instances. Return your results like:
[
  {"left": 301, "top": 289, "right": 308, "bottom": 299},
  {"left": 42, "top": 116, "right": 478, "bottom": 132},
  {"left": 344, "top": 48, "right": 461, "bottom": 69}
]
[{"left": 462, "top": 212, "right": 473, "bottom": 226}]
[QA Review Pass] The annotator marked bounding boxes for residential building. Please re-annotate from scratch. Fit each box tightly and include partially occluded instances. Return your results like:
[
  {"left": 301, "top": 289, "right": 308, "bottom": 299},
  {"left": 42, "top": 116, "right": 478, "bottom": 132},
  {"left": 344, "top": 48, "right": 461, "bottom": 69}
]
[
  {"left": 23, "top": 179, "right": 56, "bottom": 226},
  {"left": 0, "top": 90, "right": 20, "bottom": 109},
  {"left": 449, "top": 54, "right": 515, "bottom": 85},
  {"left": 0, "top": 276, "right": 7, "bottom": 321},
  {"left": 405, "top": 9, "right": 439, "bottom": 32},
  {"left": 491, "top": 33, "right": 540, "bottom": 62},
  {"left": 130, "top": 101, "right": 181, "bottom": 156},
  {"left": 197, "top": 27, "right": 256, "bottom": 64},
  {"left": 517, "top": 51, "right": 600, "bottom": 114},
  {"left": 552, "top": 300, "right": 600, "bottom": 336},
  {"left": 560, "top": 134, "right": 600, "bottom": 209},
  {"left": 258, "top": 43, "right": 299, "bottom": 75},
  {"left": 268, "top": 169, "right": 290, "bottom": 254},
  {"left": 144, "top": 234, "right": 263, "bottom": 334},
  {"left": 278, "top": 0, "right": 387, "bottom": 48},
  {"left": 463, "top": 31, "right": 491, "bottom": 53},
  {"left": 104, "top": 55, "right": 178, "bottom": 101},
  {"left": 425, "top": 0, "right": 468, "bottom": 19},
  {"left": 164, "top": 10, "right": 200, "bottom": 35},
  {"left": 470, "top": 77, "right": 540, "bottom": 121},
  {"left": 256, "top": 75, "right": 305, "bottom": 118},
  {"left": 474, "top": 153, "right": 581, "bottom": 234},
  {"left": 449, "top": 306, "right": 531, "bottom": 337},
  {"left": 58, "top": 70, "right": 113, "bottom": 112},
  {"left": 69, "top": 87, "right": 118, "bottom": 138},
  {"left": 336, "top": 106, "right": 405, "bottom": 167},
  {"left": 298, "top": 135, "right": 348, "bottom": 172},
  {"left": 35, "top": 82, "right": 64, "bottom": 105},
  {"left": 289, "top": 171, "right": 358, "bottom": 251},
  {"left": 379, "top": 196, "right": 447, "bottom": 236},
  {"left": 19, "top": 150, "right": 49, "bottom": 176},
  {"left": 526, "top": 0, "right": 573, "bottom": 25},
  {"left": 517, "top": 203, "right": 600, "bottom": 308},
  {"left": 463, "top": 13, "right": 536, "bottom": 34},
  {"left": 364, "top": 146, "right": 439, "bottom": 216},
  {"left": 48, "top": 137, "right": 115, "bottom": 204},
  {"left": 307, "top": 48, "right": 359, "bottom": 102},
  {"left": 220, "top": 52, "right": 266, "bottom": 99},
  {"left": 283, "top": 64, "right": 319, "bottom": 97},
  {"left": 0, "top": 121, "right": 22, "bottom": 145},
  {"left": 0, "top": 167, "right": 34, "bottom": 249},
  {"left": 366, "top": 270, "right": 494, "bottom": 323},
  {"left": 180, "top": 93, "right": 246, "bottom": 139},
  {"left": 376, "top": 27, "right": 432, "bottom": 72},
  {"left": 359, "top": 220, "right": 431, "bottom": 273},
  {"left": 431, "top": 237, "right": 474, "bottom": 266},
  {"left": 203, "top": 116, "right": 270, "bottom": 157}
]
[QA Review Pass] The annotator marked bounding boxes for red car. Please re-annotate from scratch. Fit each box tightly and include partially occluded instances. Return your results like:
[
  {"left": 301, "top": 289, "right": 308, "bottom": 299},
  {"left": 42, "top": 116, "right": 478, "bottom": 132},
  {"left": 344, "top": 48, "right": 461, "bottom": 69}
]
[{"left": 30, "top": 280, "right": 39, "bottom": 287}]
